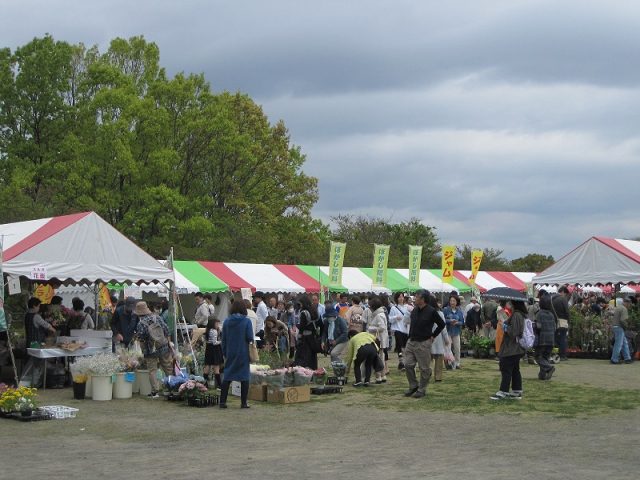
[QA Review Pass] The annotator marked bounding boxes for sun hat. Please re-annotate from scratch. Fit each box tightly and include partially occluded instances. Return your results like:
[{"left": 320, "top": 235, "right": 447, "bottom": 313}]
[{"left": 134, "top": 301, "right": 152, "bottom": 316}]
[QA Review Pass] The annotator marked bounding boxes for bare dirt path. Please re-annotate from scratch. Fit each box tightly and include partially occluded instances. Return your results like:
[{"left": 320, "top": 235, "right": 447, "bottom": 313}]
[{"left": 3, "top": 358, "right": 638, "bottom": 479}]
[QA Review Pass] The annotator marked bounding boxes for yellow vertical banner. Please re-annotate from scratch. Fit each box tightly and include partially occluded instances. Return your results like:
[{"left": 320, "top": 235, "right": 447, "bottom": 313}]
[
  {"left": 469, "top": 250, "right": 484, "bottom": 286},
  {"left": 441, "top": 245, "right": 455, "bottom": 284},
  {"left": 372, "top": 244, "right": 390, "bottom": 287},
  {"left": 408, "top": 245, "right": 423, "bottom": 289},
  {"left": 328, "top": 241, "right": 346, "bottom": 287},
  {"left": 98, "top": 283, "right": 114, "bottom": 312}
]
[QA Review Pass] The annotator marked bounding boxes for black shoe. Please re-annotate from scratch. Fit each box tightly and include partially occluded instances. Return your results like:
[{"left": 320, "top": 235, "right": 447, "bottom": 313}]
[
  {"left": 241, "top": 404, "right": 250, "bottom": 409},
  {"left": 352, "top": 382, "right": 363, "bottom": 388},
  {"left": 363, "top": 382, "right": 370, "bottom": 387},
  {"left": 412, "top": 390, "right": 426, "bottom": 398},
  {"left": 404, "top": 387, "right": 418, "bottom": 397},
  {"left": 219, "top": 404, "right": 228, "bottom": 409},
  {"left": 624, "top": 360, "right": 633, "bottom": 364},
  {"left": 375, "top": 380, "right": 384, "bottom": 384}
]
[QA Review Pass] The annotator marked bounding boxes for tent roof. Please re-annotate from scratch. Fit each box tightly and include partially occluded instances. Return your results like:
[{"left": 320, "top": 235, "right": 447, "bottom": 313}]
[
  {"left": 167, "top": 260, "right": 532, "bottom": 294},
  {"left": 0, "top": 212, "right": 174, "bottom": 284},
  {"left": 533, "top": 237, "right": 640, "bottom": 285}
]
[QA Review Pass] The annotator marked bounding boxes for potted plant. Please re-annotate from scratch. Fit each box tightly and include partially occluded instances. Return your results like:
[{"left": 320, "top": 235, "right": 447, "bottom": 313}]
[
  {"left": 178, "top": 379, "right": 209, "bottom": 406},
  {"left": 70, "top": 356, "right": 92, "bottom": 400},
  {"left": 0, "top": 385, "right": 38, "bottom": 417},
  {"left": 114, "top": 349, "right": 140, "bottom": 399},
  {"left": 87, "top": 353, "right": 122, "bottom": 401}
]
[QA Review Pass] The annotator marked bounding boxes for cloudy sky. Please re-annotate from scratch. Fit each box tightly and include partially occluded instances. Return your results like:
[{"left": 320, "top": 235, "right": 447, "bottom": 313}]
[{"left": 2, "top": 1, "right": 639, "bottom": 260}]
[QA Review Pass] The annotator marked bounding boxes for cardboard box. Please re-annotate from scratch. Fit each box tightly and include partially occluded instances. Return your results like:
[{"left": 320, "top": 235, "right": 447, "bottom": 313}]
[
  {"left": 266, "top": 385, "right": 311, "bottom": 404},
  {"left": 248, "top": 385, "right": 267, "bottom": 402}
]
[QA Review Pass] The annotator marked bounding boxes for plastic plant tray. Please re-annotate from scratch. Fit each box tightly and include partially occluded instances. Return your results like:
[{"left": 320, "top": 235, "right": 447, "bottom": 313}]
[{"left": 41, "top": 405, "right": 79, "bottom": 419}]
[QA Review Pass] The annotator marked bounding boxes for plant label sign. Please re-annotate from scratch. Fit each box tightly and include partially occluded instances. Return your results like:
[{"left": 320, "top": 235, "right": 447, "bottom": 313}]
[{"left": 30, "top": 266, "right": 47, "bottom": 281}]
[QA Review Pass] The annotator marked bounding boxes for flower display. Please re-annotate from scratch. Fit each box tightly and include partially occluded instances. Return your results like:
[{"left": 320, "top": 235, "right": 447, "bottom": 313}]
[
  {"left": 117, "top": 349, "right": 141, "bottom": 372},
  {"left": 177, "top": 380, "right": 208, "bottom": 398},
  {"left": 0, "top": 386, "right": 38, "bottom": 413},
  {"left": 86, "top": 353, "right": 123, "bottom": 376}
]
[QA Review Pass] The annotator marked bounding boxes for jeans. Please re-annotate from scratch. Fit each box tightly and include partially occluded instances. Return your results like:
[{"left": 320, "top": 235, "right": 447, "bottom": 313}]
[
  {"left": 404, "top": 339, "right": 432, "bottom": 393},
  {"left": 611, "top": 326, "right": 631, "bottom": 363},
  {"left": 451, "top": 335, "right": 461, "bottom": 367},
  {"left": 555, "top": 328, "right": 568, "bottom": 359},
  {"left": 499, "top": 354, "right": 522, "bottom": 393}
]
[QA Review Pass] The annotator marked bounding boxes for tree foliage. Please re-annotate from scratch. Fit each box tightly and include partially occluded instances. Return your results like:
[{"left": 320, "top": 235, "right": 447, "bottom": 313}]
[
  {"left": 510, "top": 253, "right": 555, "bottom": 272},
  {"left": 331, "top": 215, "right": 440, "bottom": 268},
  {"left": 455, "top": 244, "right": 511, "bottom": 271},
  {"left": 0, "top": 35, "right": 325, "bottom": 262}
]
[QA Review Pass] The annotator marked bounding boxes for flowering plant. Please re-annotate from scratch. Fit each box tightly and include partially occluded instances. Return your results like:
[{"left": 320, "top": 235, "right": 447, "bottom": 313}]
[
  {"left": 117, "top": 349, "right": 141, "bottom": 372},
  {"left": 177, "top": 380, "right": 208, "bottom": 398},
  {"left": 86, "top": 353, "right": 123, "bottom": 376},
  {"left": 0, "top": 386, "right": 38, "bottom": 412}
]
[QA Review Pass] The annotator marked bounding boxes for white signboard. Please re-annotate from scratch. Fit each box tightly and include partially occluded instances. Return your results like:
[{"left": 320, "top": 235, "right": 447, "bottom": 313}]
[
  {"left": 8, "top": 276, "right": 21, "bottom": 296},
  {"left": 240, "top": 288, "right": 253, "bottom": 301}
]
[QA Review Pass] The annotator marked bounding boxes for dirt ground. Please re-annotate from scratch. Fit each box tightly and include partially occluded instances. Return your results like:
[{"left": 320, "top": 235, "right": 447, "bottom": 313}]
[{"left": 2, "top": 357, "right": 639, "bottom": 479}]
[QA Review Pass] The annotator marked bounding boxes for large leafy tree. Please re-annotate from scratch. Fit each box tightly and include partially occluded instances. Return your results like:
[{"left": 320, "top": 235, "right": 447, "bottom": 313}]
[
  {"left": 455, "top": 244, "right": 511, "bottom": 271},
  {"left": 0, "top": 35, "right": 322, "bottom": 262},
  {"left": 510, "top": 253, "right": 555, "bottom": 272}
]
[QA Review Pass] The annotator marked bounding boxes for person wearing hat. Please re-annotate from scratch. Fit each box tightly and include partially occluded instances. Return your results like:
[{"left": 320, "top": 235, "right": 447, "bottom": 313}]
[
  {"left": 321, "top": 303, "right": 349, "bottom": 362},
  {"left": 112, "top": 297, "right": 139, "bottom": 349},
  {"left": 252, "top": 291, "right": 268, "bottom": 348},
  {"left": 610, "top": 297, "right": 633, "bottom": 364},
  {"left": 134, "top": 301, "right": 174, "bottom": 397}
]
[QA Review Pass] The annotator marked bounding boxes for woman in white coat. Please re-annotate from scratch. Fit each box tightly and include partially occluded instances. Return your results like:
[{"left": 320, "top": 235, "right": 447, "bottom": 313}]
[
  {"left": 367, "top": 296, "right": 389, "bottom": 383},
  {"left": 429, "top": 295, "right": 451, "bottom": 382}
]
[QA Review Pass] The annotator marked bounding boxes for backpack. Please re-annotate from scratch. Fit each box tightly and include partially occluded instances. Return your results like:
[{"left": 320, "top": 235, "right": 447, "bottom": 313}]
[
  {"left": 519, "top": 317, "right": 536, "bottom": 350},
  {"left": 141, "top": 316, "right": 168, "bottom": 351}
]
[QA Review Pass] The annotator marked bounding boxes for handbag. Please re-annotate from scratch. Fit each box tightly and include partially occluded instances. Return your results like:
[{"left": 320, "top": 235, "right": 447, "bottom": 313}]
[
  {"left": 249, "top": 342, "right": 259, "bottom": 363},
  {"left": 557, "top": 318, "right": 569, "bottom": 329}
]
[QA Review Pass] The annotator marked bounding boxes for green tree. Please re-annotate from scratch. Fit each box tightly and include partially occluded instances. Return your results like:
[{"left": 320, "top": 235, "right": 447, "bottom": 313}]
[
  {"left": 331, "top": 215, "right": 440, "bottom": 268},
  {"left": 455, "top": 244, "right": 511, "bottom": 271},
  {"left": 510, "top": 253, "right": 555, "bottom": 272}
]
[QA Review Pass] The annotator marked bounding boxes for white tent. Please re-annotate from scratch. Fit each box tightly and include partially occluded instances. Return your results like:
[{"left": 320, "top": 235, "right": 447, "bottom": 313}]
[
  {"left": 533, "top": 237, "right": 640, "bottom": 285},
  {"left": 0, "top": 212, "right": 174, "bottom": 285}
]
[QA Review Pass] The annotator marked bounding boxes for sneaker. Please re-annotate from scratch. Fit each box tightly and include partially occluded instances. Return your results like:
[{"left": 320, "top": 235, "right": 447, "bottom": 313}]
[
  {"left": 508, "top": 391, "right": 523, "bottom": 399},
  {"left": 375, "top": 380, "right": 384, "bottom": 384},
  {"left": 404, "top": 387, "right": 418, "bottom": 397},
  {"left": 624, "top": 360, "right": 633, "bottom": 364},
  {"left": 352, "top": 382, "right": 363, "bottom": 388},
  {"left": 147, "top": 391, "right": 160, "bottom": 398},
  {"left": 363, "top": 382, "right": 370, "bottom": 387},
  {"left": 381, "top": 377, "right": 387, "bottom": 383},
  {"left": 490, "top": 391, "right": 509, "bottom": 401},
  {"left": 412, "top": 390, "right": 426, "bottom": 398},
  {"left": 546, "top": 366, "right": 556, "bottom": 379}
]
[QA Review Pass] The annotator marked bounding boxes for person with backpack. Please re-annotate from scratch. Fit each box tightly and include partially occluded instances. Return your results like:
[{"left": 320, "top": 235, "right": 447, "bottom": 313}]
[
  {"left": 490, "top": 300, "right": 526, "bottom": 400},
  {"left": 535, "top": 292, "right": 556, "bottom": 380},
  {"left": 345, "top": 295, "right": 365, "bottom": 336},
  {"left": 134, "top": 301, "right": 174, "bottom": 398},
  {"left": 294, "top": 294, "right": 323, "bottom": 369}
]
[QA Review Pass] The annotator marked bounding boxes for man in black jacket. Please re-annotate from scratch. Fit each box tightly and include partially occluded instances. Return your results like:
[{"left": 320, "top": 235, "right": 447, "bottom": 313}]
[{"left": 403, "top": 290, "right": 446, "bottom": 398}]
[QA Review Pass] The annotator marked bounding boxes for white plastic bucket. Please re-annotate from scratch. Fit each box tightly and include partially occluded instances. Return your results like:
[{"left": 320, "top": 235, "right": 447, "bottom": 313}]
[
  {"left": 136, "top": 369, "right": 152, "bottom": 396},
  {"left": 91, "top": 375, "right": 113, "bottom": 401},
  {"left": 113, "top": 372, "right": 133, "bottom": 399},
  {"left": 85, "top": 375, "right": 92, "bottom": 398}
]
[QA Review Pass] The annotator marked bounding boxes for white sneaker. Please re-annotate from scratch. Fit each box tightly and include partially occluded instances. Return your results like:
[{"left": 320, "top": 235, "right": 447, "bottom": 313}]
[
  {"left": 508, "top": 390, "right": 523, "bottom": 399},
  {"left": 490, "top": 391, "right": 509, "bottom": 401}
]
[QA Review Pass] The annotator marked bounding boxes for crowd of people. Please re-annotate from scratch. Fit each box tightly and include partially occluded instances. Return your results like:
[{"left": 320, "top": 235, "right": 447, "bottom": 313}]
[{"left": 13, "top": 285, "right": 638, "bottom": 406}]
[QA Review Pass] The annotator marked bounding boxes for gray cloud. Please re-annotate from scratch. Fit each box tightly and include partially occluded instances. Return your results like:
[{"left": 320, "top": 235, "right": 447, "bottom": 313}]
[{"left": 2, "top": 0, "right": 639, "bottom": 260}]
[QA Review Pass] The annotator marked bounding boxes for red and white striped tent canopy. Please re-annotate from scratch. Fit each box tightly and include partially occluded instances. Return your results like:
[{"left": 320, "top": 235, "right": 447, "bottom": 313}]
[
  {"left": 0, "top": 212, "right": 174, "bottom": 284},
  {"left": 533, "top": 237, "right": 640, "bottom": 285}
]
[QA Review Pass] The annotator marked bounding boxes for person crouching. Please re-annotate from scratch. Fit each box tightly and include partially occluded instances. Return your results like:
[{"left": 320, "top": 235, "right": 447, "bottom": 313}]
[{"left": 344, "top": 329, "right": 384, "bottom": 387}]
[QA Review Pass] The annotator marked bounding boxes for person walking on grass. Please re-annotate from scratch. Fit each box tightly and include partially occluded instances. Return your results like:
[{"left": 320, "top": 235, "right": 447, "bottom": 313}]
[
  {"left": 610, "top": 297, "right": 633, "bottom": 365},
  {"left": 403, "top": 290, "right": 445, "bottom": 398},
  {"left": 535, "top": 293, "right": 556, "bottom": 380},
  {"left": 490, "top": 299, "right": 526, "bottom": 401}
]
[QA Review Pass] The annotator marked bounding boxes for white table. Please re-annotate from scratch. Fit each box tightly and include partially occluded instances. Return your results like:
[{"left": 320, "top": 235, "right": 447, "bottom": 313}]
[{"left": 27, "top": 342, "right": 112, "bottom": 390}]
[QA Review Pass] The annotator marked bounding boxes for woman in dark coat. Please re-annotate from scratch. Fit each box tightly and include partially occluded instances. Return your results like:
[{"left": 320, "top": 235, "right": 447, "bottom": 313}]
[
  {"left": 490, "top": 300, "right": 526, "bottom": 400},
  {"left": 220, "top": 300, "right": 255, "bottom": 409},
  {"left": 535, "top": 293, "right": 556, "bottom": 380},
  {"left": 293, "top": 294, "right": 322, "bottom": 369}
]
